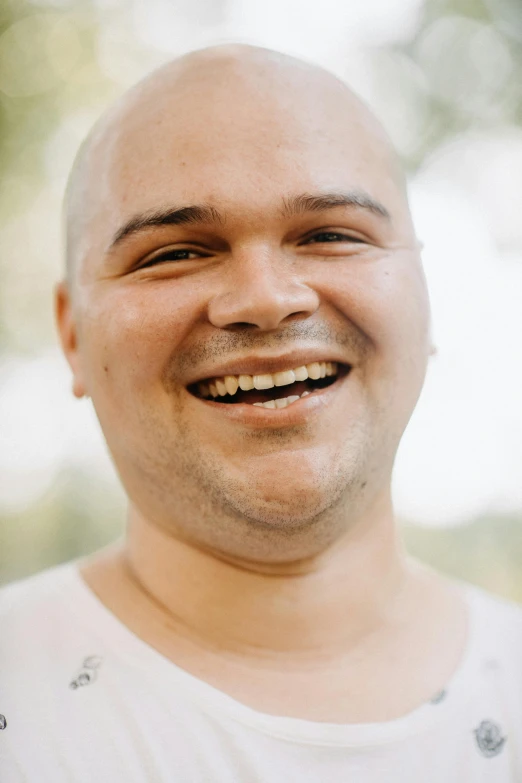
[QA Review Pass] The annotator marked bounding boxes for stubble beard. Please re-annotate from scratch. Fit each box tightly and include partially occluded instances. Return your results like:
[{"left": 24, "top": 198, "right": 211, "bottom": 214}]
[{"left": 129, "top": 409, "right": 381, "bottom": 563}]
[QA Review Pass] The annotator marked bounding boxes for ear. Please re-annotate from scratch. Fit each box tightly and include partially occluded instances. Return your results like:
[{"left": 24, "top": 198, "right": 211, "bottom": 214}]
[{"left": 54, "top": 281, "right": 87, "bottom": 399}]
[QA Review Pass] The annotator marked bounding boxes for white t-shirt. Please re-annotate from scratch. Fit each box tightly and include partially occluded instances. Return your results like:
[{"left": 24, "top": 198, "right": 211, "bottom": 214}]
[{"left": 0, "top": 561, "right": 521, "bottom": 782}]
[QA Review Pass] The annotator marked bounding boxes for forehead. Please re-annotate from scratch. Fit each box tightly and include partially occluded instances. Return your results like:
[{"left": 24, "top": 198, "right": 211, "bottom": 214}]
[
  {"left": 117, "top": 75, "right": 396, "bottom": 202},
  {"left": 73, "top": 58, "right": 405, "bottom": 268}
]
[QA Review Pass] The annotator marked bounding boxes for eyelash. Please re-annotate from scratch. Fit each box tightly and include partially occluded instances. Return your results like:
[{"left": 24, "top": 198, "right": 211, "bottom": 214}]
[
  {"left": 300, "top": 231, "right": 365, "bottom": 245},
  {"left": 139, "top": 232, "right": 365, "bottom": 268},
  {"left": 139, "top": 248, "right": 205, "bottom": 268}
]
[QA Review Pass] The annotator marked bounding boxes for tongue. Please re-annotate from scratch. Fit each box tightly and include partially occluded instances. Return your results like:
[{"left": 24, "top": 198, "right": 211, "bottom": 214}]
[{"left": 223, "top": 380, "right": 309, "bottom": 404}]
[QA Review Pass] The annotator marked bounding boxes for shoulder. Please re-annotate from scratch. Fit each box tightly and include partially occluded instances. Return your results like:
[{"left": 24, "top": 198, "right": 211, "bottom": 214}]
[
  {"left": 0, "top": 562, "right": 107, "bottom": 734},
  {"left": 465, "top": 582, "right": 522, "bottom": 628},
  {"left": 463, "top": 582, "right": 522, "bottom": 673},
  {"left": 0, "top": 561, "right": 77, "bottom": 617},
  {"left": 0, "top": 562, "right": 81, "bottom": 663}
]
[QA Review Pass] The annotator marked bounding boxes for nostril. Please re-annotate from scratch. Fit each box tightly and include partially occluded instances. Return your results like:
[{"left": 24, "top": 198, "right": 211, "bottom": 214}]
[
  {"left": 225, "top": 322, "right": 258, "bottom": 331},
  {"left": 207, "top": 278, "right": 320, "bottom": 332}
]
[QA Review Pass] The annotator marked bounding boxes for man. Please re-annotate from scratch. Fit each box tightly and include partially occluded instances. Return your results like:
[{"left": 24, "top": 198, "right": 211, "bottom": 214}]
[{"left": 0, "top": 44, "right": 520, "bottom": 782}]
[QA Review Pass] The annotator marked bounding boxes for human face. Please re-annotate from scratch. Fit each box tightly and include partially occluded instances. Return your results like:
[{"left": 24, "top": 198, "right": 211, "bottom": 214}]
[{"left": 57, "top": 61, "right": 431, "bottom": 558}]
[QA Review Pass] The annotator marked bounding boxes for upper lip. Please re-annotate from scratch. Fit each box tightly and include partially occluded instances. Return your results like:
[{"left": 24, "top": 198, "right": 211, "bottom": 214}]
[{"left": 185, "top": 350, "right": 353, "bottom": 385}]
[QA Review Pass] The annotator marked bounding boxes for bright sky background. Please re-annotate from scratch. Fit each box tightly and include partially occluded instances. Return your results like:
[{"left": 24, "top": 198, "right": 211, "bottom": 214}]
[{"left": 0, "top": 0, "right": 521, "bottom": 527}]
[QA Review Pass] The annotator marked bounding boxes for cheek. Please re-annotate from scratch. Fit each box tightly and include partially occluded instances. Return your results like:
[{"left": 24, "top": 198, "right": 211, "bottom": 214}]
[
  {"left": 80, "top": 283, "right": 202, "bottom": 394},
  {"left": 323, "top": 254, "right": 431, "bottom": 416},
  {"left": 325, "top": 254, "right": 431, "bottom": 358}
]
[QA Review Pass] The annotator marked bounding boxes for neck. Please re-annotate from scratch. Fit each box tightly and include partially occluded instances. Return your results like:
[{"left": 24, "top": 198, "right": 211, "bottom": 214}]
[{"left": 121, "top": 490, "right": 412, "bottom": 661}]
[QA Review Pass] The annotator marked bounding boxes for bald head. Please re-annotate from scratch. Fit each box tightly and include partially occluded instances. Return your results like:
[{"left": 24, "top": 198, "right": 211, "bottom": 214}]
[{"left": 63, "top": 44, "right": 408, "bottom": 289}]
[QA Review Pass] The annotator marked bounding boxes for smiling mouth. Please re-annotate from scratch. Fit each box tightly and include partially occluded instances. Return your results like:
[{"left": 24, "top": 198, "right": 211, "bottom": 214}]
[{"left": 188, "top": 361, "right": 351, "bottom": 409}]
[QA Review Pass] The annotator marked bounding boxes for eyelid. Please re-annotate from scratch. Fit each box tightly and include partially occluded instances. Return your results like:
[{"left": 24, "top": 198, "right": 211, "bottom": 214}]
[
  {"left": 299, "top": 229, "right": 368, "bottom": 245},
  {"left": 140, "top": 244, "right": 208, "bottom": 266}
]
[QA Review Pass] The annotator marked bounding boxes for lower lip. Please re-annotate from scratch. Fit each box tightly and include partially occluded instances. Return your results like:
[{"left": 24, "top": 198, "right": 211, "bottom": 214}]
[{"left": 192, "top": 372, "right": 350, "bottom": 428}]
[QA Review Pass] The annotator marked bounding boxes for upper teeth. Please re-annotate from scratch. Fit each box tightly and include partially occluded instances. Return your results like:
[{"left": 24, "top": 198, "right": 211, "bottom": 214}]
[{"left": 198, "top": 361, "right": 338, "bottom": 398}]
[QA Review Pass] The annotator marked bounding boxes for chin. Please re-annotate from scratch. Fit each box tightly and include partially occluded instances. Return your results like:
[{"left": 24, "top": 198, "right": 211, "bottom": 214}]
[
  {"left": 222, "top": 470, "right": 349, "bottom": 531},
  {"left": 212, "top": 488, "right": 352, "bottom": 565}
]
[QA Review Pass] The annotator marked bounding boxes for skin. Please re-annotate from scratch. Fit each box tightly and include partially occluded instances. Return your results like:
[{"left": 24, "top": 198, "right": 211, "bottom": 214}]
[{"left": 55, "top": 45, "right": 466, "bottom": 723}]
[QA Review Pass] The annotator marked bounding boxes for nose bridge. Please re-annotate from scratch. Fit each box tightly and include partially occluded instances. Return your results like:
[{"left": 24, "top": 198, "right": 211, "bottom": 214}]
[
  {"left": 234, "top": 240, "right": 286, "bottom": 293},
  {"left": 207, "top": 241, "right": 319, "bottom": 330}
]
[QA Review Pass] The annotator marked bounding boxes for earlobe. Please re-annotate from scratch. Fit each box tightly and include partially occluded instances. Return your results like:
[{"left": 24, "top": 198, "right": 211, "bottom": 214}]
[{"left": 54, "top": 281, "right": 87, "bottom": 399}]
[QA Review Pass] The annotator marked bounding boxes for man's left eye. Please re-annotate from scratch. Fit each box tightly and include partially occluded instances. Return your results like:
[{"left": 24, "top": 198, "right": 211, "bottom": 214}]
[{"left": 302, "top": 232, "right": 365, "bottom": 244}]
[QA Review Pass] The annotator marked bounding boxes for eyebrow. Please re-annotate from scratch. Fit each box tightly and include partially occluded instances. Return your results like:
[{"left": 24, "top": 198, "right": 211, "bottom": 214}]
[
  {"left": 281, "top": 191, "right": 390, "bottom": 219},
  {"left": 109, "top": 204, "right": 225, "bottom": 248},
  {"left": 108, "top": 189, "right": 390, "bottom": 249}
]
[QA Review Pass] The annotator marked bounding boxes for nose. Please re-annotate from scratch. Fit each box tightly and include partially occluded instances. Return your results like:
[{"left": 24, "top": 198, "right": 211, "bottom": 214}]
[{"left": 207, "top": 245, "right": 320, "bottom": 331}]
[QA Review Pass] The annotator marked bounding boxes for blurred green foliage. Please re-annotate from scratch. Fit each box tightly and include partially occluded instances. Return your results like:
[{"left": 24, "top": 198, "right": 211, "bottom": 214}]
[
  {"left": 0, "top": 0, "right": 116, "bottom": 353},
  {"left": 373, "top": 0, "right": 522, "bottom": 169},
  {"left": 402, "top": 514, "right": 522, "bottom": 603},
  {"left": 0, "top": 0, "right": 109, "bottom": 199},
  {"left": 0, "top": 466, "right": 126, "bottom": 585},
  {"left": 0, "top": 0, "right": 520, "bottom": 600}
]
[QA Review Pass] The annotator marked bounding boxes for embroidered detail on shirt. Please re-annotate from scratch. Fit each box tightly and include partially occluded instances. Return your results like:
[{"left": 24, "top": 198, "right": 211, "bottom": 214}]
[
  {"left": 0, "top": 714, "right": 6, "bottom": 730},
  {"left": 69, "top": 655, "right": 103, "bottom": 690},
  {"left": 474, "top": 720, "right": 507, "bottom": 758},
  {"left": 429, "top": 689, "right": 447, "bottom": 704}
]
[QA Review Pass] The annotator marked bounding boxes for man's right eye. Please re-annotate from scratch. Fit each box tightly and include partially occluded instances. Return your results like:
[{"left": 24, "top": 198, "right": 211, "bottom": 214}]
[{"left": 139, "top": 248, "right": 203, "bottom": 268}]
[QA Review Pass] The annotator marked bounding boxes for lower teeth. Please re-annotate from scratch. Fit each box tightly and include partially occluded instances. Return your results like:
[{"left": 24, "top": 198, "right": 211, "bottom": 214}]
[{"left": 253, "top": 391, "right": 310, "bottom": 409}]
